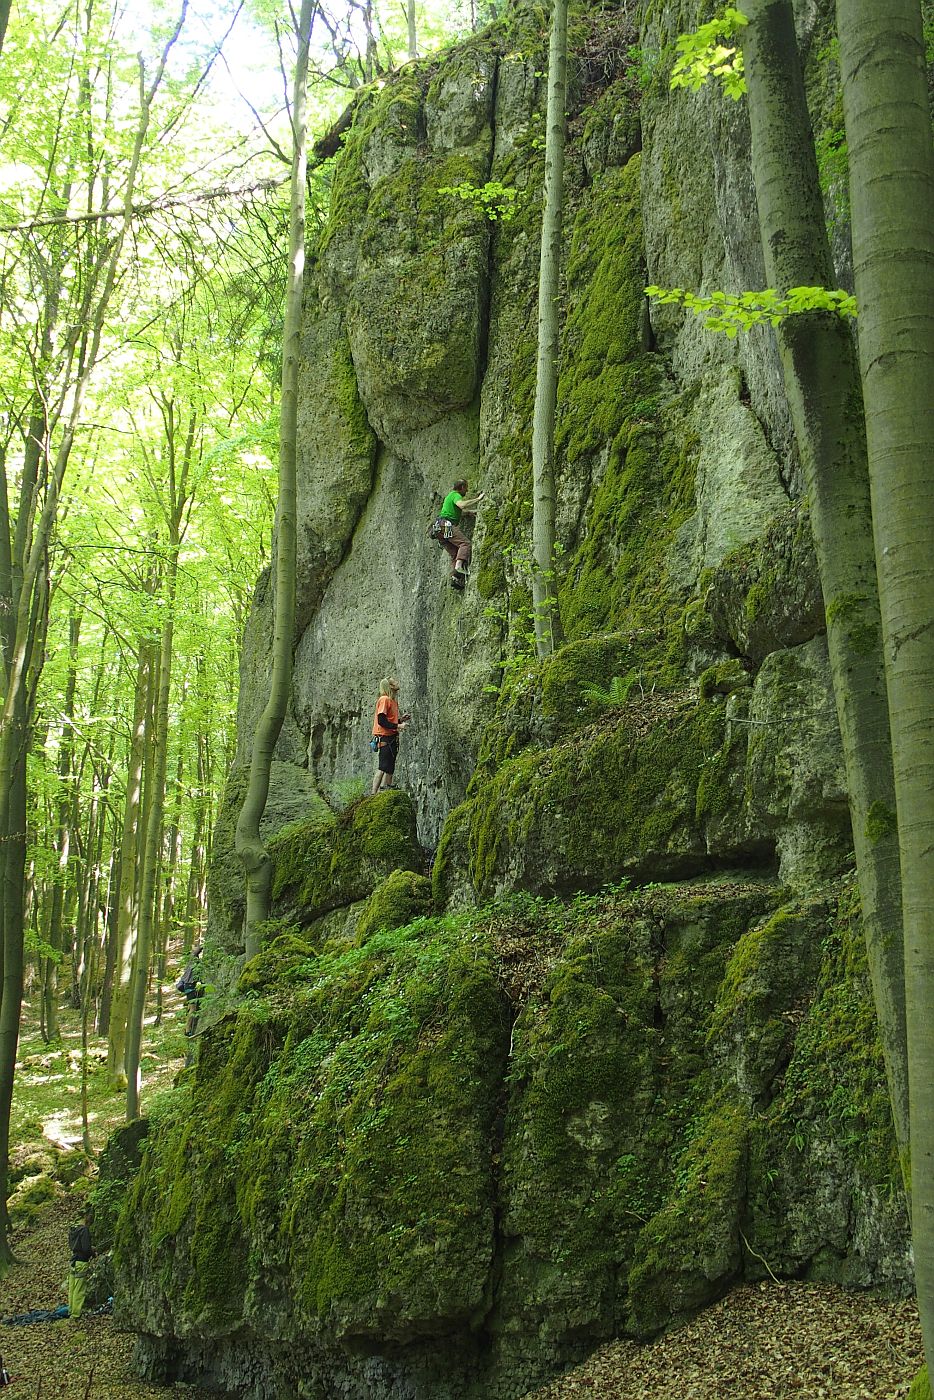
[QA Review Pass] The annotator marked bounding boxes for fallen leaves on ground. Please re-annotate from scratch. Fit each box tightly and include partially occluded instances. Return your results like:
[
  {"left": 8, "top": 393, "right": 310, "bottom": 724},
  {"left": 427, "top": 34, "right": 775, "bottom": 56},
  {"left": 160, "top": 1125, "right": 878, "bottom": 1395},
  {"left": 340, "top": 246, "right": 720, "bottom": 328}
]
[
  {"left": 2, "top": 1196, "right": 922, "bottom": 1398},
  {"left": 523, "top": 1281, "right": 922, "bottom": 1400},
  {"left": 0, "top": 1196, "right": 210, "bottom": 1398}
]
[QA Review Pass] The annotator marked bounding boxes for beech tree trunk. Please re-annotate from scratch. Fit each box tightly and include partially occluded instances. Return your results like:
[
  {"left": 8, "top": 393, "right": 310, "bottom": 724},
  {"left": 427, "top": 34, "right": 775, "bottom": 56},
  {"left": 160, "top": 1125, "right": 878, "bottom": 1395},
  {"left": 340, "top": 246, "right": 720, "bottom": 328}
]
[
  {"left": 740, "top": 0, "right": 908, "bottom": 1162},
  {"left": 530, "top": 0, "right": 568, "bottom": 659},
  {"left": 184, "top": 731, "right": 208, "bottom": 952},
  {"left": 406, "top": 0, "right": 417, "bottom": 59},
  {"left": 97, "top": 847, "right": 120, "bottom": 1037},
  {"left": 126, "top": 562, "right": 178, "bottom": 1120},
  {"left": 235, "top": 0, "right": 314, "bottom": 960},
  {"left": 107, "top": 645, "right": 151, "bottom": 1084},
  {"left": 43, "top": 612, "right": 81, "bottom": 1041},
  {"left": 836, "top": 0, "right": 934, "bottom": 1370}
]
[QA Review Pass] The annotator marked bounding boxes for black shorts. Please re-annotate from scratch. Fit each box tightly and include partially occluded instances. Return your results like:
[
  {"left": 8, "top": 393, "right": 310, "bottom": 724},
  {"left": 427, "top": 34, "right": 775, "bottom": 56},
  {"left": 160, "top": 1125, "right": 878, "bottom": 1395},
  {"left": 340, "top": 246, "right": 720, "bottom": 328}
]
[{"left": 378, "top": 737, "right": 399, "bottom": 774}]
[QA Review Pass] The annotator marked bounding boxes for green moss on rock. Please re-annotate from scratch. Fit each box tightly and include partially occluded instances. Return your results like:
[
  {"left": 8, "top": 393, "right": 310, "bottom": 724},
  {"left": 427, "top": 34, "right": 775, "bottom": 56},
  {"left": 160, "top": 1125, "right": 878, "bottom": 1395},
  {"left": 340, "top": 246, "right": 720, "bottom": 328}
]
[
  {"left": 462, "top": 696, "right": 726, "bottom": 898},
  {"left": 8, "top": 1172, "right": 58, "bottom": 1226},
  {"left": 356, "top": 869, "right": 433, "bottom": 942},
  {"left": 269, "top": 789, "right": 423, "bottom": 923},
  {"left": 707, "top": 902, "right": 828, "bottom": 1098},
  {"left": 744, "top": 888, "right": 904, "bottom": 1280},
  {"left": 627, "top": 1099, "right": 748, "bottom": 1337},
  {"left": 909, "top": 1365, "right": 931, "bottom": 1400},
  {"left": 698, "top": 659, "right": 751, "bottom": 701},
  {"left": 116, "top": 918, "right": 510, "bottom": 1342},
  {"left": 539, "top": 632, "right": 637, "bottom": 734},
  {"left": 238, "top": 927, "right": 319, "bottom": 993}
]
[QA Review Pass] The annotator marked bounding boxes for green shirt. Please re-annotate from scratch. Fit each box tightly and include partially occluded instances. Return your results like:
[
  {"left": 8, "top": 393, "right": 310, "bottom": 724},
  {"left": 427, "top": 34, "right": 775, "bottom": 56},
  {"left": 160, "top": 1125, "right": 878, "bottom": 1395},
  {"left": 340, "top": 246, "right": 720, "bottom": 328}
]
[{"left": 439, "top": 490, "right": 463, "bottom": 523}]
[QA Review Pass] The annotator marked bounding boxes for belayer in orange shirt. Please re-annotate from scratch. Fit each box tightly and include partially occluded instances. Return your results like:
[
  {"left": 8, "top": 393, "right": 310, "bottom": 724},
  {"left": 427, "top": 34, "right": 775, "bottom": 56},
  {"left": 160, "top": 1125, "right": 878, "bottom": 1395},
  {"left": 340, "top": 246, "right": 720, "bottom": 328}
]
[{"left": 371, "top": 677, "right": 410, "bottom": 795}]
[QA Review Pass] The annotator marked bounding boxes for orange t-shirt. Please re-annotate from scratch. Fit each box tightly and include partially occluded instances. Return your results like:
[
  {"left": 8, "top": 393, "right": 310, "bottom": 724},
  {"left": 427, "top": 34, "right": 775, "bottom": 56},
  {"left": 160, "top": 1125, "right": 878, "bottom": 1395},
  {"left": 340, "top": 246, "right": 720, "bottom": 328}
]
[{"left": 373, "top": 695, "right": 399, "bottom": 738}]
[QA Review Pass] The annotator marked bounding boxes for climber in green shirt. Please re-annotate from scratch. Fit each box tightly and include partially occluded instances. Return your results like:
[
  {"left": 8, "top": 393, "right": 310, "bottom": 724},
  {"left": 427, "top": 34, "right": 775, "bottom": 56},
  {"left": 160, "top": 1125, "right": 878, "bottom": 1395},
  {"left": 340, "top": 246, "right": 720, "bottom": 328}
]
[{"left": 433, "top": 478, "right": 485, "bottom": 590}]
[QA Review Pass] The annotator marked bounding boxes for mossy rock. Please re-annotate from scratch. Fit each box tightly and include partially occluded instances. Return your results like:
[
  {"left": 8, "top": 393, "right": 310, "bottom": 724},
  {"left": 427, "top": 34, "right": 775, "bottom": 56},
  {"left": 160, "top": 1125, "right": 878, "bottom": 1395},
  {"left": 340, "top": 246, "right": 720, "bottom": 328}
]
[
  {"left": 539, "top": 633, "right": 639, "bottom": 736},
  {"left": 496, "top": 880, "right": 781, "bottom": 1346},
  {"left": 356, "top": 869, "right": 432, "bottom": 943},
  {"left": 115, "top": 919, "right": 510, "bottom": 1342},
  {"left": 743, "top": 888, "right": 906, "bottom": 1284},
  {"left": 8, "top": 1141, "right": 58, "bottom": 1187},
  {"left": 237, "top": 927, "right": 319, "bottom": 994},
  {"left": 269, "top": 789, "right": 424, "bottom": 924},
  {"left": 698, "top": 658, "right": 751, "bottom": 701},
  {"left": 704, "top": 506, "right": 824, "bottom": 663},
  {"left": 115, "top": 1013, "right": 282, "bottom": 1332},
  {"left": 460, "top": 696, "right": 731, "bottom": 899},
  {"left": 626, "top": 1099, "right": 749, "bottom": 1337},
  {"left": 9, "top": 1173, "right": 59, "bottom": 1227},
  {"left": 56, "top": 1148, "right": 90, "bottom": 1186},
  {"left": 92, "top": 1119, "right": 150, "bottom": 1249},
  {"left": 706, "top": 900, "right": 829, "bottom": 1099},
  {"left": 909, "top": 1365, "right": 931, "bottom": 1400}
]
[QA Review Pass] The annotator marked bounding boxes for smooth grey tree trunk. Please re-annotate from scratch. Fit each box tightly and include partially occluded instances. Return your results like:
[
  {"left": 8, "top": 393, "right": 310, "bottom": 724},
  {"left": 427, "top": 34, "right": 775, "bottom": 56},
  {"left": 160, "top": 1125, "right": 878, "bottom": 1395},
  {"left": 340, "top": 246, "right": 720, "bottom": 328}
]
[
  {"left": 235, "top": 0, "right": 314, "bottom": 961},
  {"left": 740, "top": 0, "right": 908, "bottom": 1164},
  {"left": 530, "top": 0, "right": 568, "bottom": 660},
  {"left": 836, "top": 0, "right": 934, "bottom": 1372},
  {"left": 406, "top": 0, "right": 417, "bottom": 59},
  {"left": 184, "top": 730, "right": 208, "bottom": 952},
  {"left": 126, "top": 557, "right": 178, "bottom": 1120},
  {"left": 42, "top": 612, "right": 81, "bottom": 1041},
  {"left": 107, "top": 645, "right": 151, "bottom": 1085}
]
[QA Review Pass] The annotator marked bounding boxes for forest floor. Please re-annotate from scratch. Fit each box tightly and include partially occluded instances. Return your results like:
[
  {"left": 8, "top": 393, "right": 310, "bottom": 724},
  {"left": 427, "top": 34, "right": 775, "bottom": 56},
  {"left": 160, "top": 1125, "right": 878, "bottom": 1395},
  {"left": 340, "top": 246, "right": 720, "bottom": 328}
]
[
  {"left": 0, "top": 980, "right": 213, "bottom": 1396},
  {"left": 0, "top": 989, "right": 925, "bottom": 1399},
  {"left": 0, "top": 1194, "right": 212, "bottom": 1398},
  {"left": 525, "top": 1282, "right": 923, "bottom": 1399}
]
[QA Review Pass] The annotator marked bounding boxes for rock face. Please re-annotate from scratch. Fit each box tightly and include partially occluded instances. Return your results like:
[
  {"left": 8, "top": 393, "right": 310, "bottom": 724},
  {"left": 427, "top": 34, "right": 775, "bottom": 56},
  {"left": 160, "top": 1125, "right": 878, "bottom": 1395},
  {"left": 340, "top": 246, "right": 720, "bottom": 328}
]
[
  {"left": 214, "top": 0, "right": 846, "bottom": 945},
  {"left": 118, "top": 878, "right": 907, "bottom": 1399},
  {"left": 117, "top": 1, "right": 911, "bottom": 1396}
]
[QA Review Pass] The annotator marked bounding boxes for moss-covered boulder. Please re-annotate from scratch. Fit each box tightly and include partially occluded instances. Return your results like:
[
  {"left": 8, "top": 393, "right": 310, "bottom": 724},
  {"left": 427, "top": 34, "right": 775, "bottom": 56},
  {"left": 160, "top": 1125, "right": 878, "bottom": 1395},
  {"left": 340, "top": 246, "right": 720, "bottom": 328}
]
[
  {"left": 705, "top": 506, "right": 825, "bottom": 663},
  {"left": 91, "top": 1118, "right": 150, "bottom": 1250},
  {"left": 438, "top": 694, "right": 740, "bottom": 901},
  {"left": 744, "top": 888, "right": 909, "bottom": 1291},
  {"left": 115, "top": 881, "right": 909, "bottom": 1397},
  {"left": 116, "top": 917, "right": 511, "bottom": 1387},
  {"left": 269, "top": 789, "right": 424, "bottom": 927},
  {"left": 356, "top": 868, "right": 432, "bottom": 942},
  {"left": 237, "top": 927, "right": 320, "bottom": 993},
  {"left": 321, "top": 58, "right": 495, "bottom": 446}
]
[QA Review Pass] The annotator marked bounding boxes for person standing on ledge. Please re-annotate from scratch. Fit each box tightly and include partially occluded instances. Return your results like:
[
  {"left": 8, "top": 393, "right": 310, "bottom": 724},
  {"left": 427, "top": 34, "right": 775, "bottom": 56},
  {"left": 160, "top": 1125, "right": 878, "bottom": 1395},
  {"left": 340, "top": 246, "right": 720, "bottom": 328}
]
[
  {"left": 433, "top": 478, "right": 484, "bottom": 590},
  {"left": 371, "top": 677, "right": 410, "bottom": 794}
]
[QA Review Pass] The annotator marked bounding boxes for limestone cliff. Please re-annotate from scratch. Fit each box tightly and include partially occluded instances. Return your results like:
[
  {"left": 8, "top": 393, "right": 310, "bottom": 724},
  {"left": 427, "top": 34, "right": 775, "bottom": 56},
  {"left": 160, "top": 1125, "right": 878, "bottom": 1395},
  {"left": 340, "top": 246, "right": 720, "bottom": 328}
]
[{"left": 112, "top": 3, "right": 910, "bottom": 1397}]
